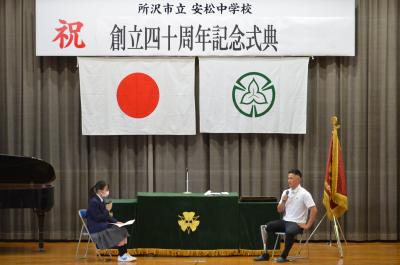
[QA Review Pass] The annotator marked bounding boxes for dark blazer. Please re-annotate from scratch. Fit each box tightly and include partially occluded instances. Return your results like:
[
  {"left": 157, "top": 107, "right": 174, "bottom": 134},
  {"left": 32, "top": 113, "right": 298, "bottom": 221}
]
[{"left": 86, "top": 195, "right": 117, "bottom": 233}]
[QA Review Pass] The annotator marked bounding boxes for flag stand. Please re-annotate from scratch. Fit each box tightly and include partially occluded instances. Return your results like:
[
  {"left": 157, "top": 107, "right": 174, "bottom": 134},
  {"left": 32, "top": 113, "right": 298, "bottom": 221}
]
[{"left": 305, "top": 212, "right": 347, "bottom": 258}]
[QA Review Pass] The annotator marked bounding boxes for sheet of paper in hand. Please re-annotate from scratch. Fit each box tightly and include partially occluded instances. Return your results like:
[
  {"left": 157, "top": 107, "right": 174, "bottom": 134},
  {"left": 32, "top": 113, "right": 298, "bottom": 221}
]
[{"left": 112, "top": 219, "right": 135, "bottom": 227}]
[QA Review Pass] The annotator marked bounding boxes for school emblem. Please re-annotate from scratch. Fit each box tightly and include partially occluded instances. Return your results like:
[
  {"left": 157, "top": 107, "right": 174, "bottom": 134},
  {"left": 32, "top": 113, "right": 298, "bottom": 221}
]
[
  {"left": 178, "top": 211, "right": 200, "bottom": 234},
  {"left": 232, "top": 72, "right": 276, "bottom": 117}
]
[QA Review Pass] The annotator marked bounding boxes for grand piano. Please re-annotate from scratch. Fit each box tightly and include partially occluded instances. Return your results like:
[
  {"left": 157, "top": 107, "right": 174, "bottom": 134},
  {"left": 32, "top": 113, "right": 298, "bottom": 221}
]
[{"left": 0, "top": 155, "right": 55, "bottom": 250}]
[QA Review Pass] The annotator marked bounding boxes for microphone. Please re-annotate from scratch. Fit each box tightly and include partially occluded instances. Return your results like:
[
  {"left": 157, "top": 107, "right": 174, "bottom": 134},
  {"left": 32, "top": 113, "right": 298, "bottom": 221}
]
[
  {"left": 184, "top": 168, "right": 191, "bottom": 194},
  {"left": 282, "top": 189, "right": 289, "bottom": 203}
]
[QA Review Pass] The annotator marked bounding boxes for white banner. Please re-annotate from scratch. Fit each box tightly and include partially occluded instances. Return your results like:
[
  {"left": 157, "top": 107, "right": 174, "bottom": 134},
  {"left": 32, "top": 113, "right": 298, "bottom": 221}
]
[
  {"left": 199, "top": 57, "right": 309, "bottom": 133},
  {"left": 79, "top": 57, "right": 195, "bottom": 135},
  {"left": 36, "top": 0, "right": 355, "bottom": 56}
]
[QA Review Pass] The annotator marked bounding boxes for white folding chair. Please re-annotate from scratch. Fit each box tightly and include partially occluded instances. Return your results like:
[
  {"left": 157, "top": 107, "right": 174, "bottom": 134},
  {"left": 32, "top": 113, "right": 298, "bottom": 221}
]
[
  {"left": 271, "top": 231, "right": 309, "bottom": 260},
  {"left": 76, "top": 209, "right": 95, "bottom": 258},
  {"left": 75, "top": 209, "right": 113, "bottom": 260}
]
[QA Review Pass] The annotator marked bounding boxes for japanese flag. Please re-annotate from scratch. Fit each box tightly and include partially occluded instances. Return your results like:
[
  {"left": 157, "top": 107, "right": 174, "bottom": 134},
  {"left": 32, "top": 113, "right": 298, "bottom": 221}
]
[{"left": 78, "top": 57, "right": 195, "bottom": 135}]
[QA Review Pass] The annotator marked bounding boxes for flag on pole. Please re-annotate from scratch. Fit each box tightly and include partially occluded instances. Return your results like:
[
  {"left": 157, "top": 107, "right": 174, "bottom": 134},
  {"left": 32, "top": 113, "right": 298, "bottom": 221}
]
[
  {"left": 323, "top": 116, "right": 348, "bottom": 220},
  {"left": 199, "top": 57, "right": 309, "bottom": 133},
  {"left": 78, "top": 57, "right": 195, "bottom": 135}
]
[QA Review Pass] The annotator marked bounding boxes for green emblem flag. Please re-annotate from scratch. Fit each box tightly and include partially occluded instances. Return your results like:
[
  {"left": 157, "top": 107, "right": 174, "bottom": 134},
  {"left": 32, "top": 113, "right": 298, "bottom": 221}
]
[{"left": 199, "top": 57, "right": 309, "bottom": 133}]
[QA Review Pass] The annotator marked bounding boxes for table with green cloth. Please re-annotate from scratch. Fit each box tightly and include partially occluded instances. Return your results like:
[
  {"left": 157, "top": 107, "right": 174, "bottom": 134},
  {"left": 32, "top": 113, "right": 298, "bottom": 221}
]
[{"left": 110, "top": 192, "right": 280, "bottom": 256}]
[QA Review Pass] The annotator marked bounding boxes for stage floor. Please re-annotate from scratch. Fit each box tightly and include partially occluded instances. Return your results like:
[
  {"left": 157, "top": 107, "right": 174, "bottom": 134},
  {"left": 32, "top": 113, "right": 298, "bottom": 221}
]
[{"left": 0, "top": 242, "right": 399, "bottom": 265}]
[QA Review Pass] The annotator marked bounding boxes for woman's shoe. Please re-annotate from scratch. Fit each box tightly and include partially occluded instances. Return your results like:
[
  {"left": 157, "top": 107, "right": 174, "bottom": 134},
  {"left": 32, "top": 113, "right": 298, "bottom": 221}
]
[{"left": 118, "top": 253, "right": 135, "bottom": 262}]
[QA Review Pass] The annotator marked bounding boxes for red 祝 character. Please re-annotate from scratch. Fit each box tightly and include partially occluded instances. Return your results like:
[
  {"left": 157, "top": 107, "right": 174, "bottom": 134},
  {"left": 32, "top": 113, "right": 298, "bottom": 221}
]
[{"left": 52, "top": 19, "right": 86, "bottom": 49}]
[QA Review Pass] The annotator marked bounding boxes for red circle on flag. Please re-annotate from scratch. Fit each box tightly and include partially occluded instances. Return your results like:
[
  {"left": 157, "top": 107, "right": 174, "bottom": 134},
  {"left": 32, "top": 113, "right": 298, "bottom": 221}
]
[{"left": 116, "top": 73, "right": 160, "bottom": 118}]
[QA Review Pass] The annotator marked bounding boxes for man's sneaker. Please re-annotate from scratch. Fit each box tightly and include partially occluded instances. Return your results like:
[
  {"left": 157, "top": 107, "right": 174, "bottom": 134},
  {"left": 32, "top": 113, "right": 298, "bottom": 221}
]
[
  {"left": 276, "top": 256, "right": 288, "bottom": 263},
  {"left": 254, "top": 252, "right": 270, "bottom": 261},
  {"left": 118, "top": 253, "right": 135, "bottom": 262}
]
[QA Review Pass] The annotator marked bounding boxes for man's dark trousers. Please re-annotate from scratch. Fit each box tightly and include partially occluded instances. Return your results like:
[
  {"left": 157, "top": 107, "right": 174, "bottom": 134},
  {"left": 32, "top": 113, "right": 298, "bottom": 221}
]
[{"left": 266, "top": 219, "right": 303, "bottom": 259}]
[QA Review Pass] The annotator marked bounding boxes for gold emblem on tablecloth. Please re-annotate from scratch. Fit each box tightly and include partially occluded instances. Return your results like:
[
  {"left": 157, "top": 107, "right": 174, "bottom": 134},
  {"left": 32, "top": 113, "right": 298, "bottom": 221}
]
[{"left": 178, "top": 211, "right": 200, "bottom": 234}]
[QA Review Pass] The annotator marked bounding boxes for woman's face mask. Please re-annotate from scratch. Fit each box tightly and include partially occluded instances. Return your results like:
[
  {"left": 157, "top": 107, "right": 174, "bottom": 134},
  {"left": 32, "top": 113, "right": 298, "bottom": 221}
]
[{"left": 101, "top": 190, "right": 109, "bottom": 198}]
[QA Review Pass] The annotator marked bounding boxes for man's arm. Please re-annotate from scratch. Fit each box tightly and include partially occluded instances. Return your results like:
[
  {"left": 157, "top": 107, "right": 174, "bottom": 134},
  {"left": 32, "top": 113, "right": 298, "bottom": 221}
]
[
  {"left": 298, "top": 206, "right": 317, "bottom": 230},
  {"left": 277, "top": 201, "right": 285, "bottom": 213},
  {"left": 277, "top": 192, "right": 289, "bottom": 213}
]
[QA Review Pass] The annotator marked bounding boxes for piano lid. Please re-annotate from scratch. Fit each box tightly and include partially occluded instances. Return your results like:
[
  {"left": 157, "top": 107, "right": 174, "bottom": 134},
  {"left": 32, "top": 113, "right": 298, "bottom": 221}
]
[{"left": 0, "top": 155, "right": 56, "bottom": 184}]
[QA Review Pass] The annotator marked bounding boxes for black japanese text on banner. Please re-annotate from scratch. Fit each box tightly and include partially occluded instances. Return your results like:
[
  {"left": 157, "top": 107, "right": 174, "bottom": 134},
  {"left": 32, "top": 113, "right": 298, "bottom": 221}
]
[{"left": 36, "top": 0, "right": 355, "bottom": 56}]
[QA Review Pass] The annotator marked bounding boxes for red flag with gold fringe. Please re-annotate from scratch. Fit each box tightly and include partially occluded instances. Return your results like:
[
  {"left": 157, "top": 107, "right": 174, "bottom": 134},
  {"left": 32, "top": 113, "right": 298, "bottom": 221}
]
[{"left": 323, "top": 117, "right": 348, "bottom": 220}]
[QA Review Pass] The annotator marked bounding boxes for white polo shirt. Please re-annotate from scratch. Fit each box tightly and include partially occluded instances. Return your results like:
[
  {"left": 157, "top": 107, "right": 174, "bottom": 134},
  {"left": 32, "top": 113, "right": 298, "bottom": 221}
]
[{"left": 279, "top": 185, "right": 316, "bottom": 224}]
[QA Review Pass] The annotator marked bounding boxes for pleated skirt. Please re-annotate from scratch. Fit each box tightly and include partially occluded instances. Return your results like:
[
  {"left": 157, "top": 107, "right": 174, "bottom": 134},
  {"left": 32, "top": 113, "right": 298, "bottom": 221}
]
[{"left": 91, "top": 226, "right": 129, "bottom": 249}]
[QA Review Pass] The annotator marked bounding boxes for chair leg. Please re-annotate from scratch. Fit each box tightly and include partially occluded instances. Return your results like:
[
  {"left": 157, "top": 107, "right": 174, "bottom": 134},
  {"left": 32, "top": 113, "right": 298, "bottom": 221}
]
[
  {"left": 299, "top": 233, "right": 310, "bottom": 259},
  {"left": 84, "top": 236, "right": 91, "bottom": 258},
  {"left": 295, "top": 233, "right": 304, "bottom": 256},
  {"left": 305, "top": 234, "right": 310, "bottom": 258},
  {"left": 288, "top": 233, "right": 308, "bottom": 260},
  {"left": 75, "top": 226, "right": 84, "bottom": 258},
  {"left": 272, "top": 233, "right": 282, "bottom": 258}
]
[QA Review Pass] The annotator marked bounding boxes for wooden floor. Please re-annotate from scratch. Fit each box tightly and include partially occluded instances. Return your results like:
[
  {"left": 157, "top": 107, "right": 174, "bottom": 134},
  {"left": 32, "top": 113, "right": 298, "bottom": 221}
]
[{"left": 0, "top": 242, "right": 399, "bottom": 265}]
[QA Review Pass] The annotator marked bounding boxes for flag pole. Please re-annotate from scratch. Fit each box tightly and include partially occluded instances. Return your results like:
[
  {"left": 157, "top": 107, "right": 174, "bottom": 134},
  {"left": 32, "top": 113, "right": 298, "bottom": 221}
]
[
  {"left": 329, "top": 116, "right": 346, "bottom": 257},
  {"left": 304, "top": 116, "right": 348, "bottom": 258},
  {"left": 329, "top": 217, "right": 332, "bottom": 246}
]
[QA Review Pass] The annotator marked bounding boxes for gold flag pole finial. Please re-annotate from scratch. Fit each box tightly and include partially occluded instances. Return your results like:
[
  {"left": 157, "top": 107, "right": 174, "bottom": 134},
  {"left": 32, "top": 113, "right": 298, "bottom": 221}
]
[{"left": 331, "top": 116, "right": 340, "bottom": 135}]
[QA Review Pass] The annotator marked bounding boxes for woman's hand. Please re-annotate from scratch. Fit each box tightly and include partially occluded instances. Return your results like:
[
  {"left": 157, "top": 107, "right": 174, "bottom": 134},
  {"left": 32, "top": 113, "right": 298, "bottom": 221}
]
[{"left": 105, "top": 202, "right": 113, "bottom": 211}]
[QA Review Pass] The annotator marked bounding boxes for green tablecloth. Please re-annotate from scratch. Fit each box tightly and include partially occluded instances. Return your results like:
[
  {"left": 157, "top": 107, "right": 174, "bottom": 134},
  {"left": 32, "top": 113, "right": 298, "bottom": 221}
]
[
  {"left": 111, "top": 193, "right": 280, "bottom": 256},
  {"left": 136, "top": 192, "right": 239, "bottom": 251}
]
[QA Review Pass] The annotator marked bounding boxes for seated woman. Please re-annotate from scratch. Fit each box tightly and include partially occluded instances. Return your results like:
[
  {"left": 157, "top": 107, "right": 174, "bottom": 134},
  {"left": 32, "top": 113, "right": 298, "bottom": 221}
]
[{"left": 86, "top": 180, "right": 136, "bottom": 262}]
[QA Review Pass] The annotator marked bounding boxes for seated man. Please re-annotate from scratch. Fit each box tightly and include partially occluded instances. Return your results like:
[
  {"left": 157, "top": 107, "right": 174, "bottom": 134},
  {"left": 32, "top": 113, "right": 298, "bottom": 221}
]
[{"left": 255, "top": 169, "right": 317, "bottom": 263}]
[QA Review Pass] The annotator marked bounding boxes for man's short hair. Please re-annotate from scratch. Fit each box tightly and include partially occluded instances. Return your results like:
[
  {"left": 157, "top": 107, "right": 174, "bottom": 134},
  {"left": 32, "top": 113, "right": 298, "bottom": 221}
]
[{"left": 288, "top": 169, "right": 302, "bottom": 178}]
